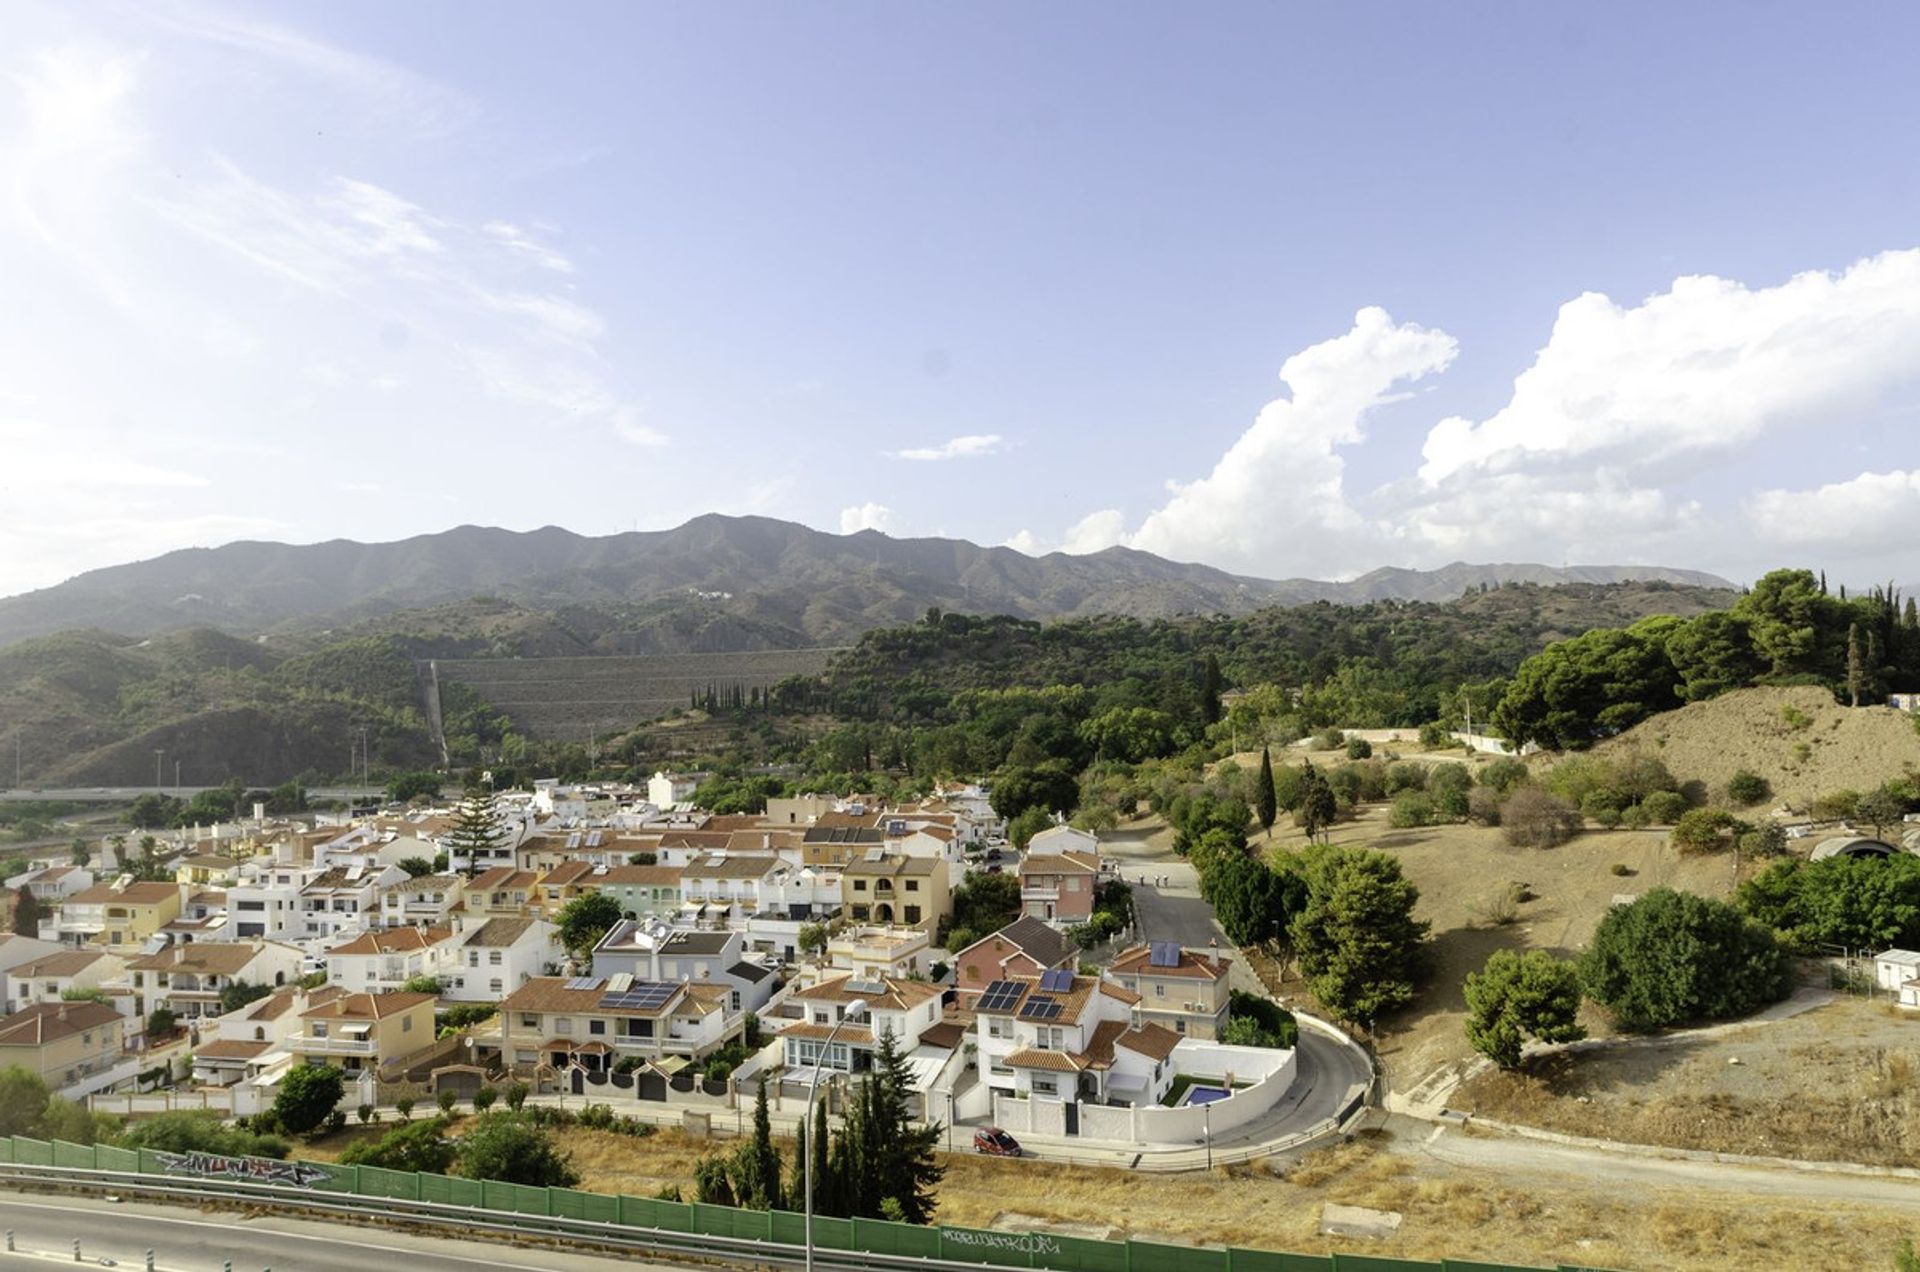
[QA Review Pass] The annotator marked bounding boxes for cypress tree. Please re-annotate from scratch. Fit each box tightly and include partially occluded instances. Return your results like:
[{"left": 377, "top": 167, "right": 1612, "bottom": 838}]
[
  {"left": 732, "top": 1073, "right": 784, "bottom": 1210},
  {"left": 1906, "top": 598, "right": 1918, "bottom": 630},
  {"left": 1847, "top": 623, "right": 1864, "bottom": 707},
  {"left": 1200, "top": 654, "right": 1224, "bottom": 727},
  {"left": 1255, "top": 746, "right": 1278, "bottom": 838}
]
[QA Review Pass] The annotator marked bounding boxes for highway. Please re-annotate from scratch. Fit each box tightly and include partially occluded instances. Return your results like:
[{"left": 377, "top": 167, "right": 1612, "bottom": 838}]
[{"left": 0, "top": 1192, "right": 688, "bottom": 1271}]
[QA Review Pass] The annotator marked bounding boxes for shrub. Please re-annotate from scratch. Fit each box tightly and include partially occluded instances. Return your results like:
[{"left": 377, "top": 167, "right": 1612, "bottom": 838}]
[
  {"left": 1611, "top": 863, "right": 1634, "bottom": 877},
  {"left": 1671, "top": 808, "right": 1742, "bottom": 854},
  {"left": 1418, "top": 721, "right": 1452, "bottom": 749},
  {"left": 395, "top": 1098, "right": 416, "bottom": 1121},
  {"left": 1726, "top": 770, "right": 1772, "bottom": 806},
  {"left": 1638, "top": 790, "right": 1689, "bottom": 825},
  {"left": 436, "top": 1089, "right": 458, "bottom": 1114},
  {"left": 1813, "top": 789, "right": 1862, "bottom": 820},
  {"left": 1464, "top": 949, "right": 1586, "bottom": 1069},
  {"left": 1580, "top": 888, "right": 1789, "bottom": 1031},
  {"left": 1317, "top": 728, "right": 1346, "bottom": 751},
  {"left": 1225, "top": 990, "right": 1299, "bottom": 1048},
  {"left": 272, "top": 1063, "right": 345, "bottom": 1137},
  {"left": 455, "top": 1113, "right": 580, "bottom": 1187},
  {"left": 1466, "top": 786, "right": 1503, "bottom": 826},
  {"left": 356, "top": 1103, "right": 374, "bottom": 1124},
  {"left": 505, "top": 1083, "right": 529, "bottom": 1111},
  {"left": 1345, "top": 737, "right": 1373, "bottom": 760},
  {"left": 1479, "top": 757, "right": 1530, "bottom": 795},
  {"left": 339, "top": 1116, "right": 455, "bottom": 1173},
  {"left": 472, "top": 1087, "right": 498, "bottom": 1113},
  {"left": 116, "top": 1110, "right": 289, "bottom": 1160},
  {"left": 1500, "top": 786, "right": 1581, "bottom": 848},
  {"left": 1387, "top": 792, "right": 1438, "bottom": 829},
  {"left": 1739, "top": 824, "right": 1787, "bottom": 858},
  {"left": 1781, "top": 705, "right": 1813, "bottom": 730},
  {"left": 1384, "top": 761, "right": 1428, "bottom": 795}
]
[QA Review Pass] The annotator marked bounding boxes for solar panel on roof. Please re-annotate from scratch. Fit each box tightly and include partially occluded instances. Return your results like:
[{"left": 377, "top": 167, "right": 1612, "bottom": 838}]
[
  {"left": 601, "top": 981, "right": 676, "bottom": 1011},
  {"left": 1019, "top": 995, "right": 1063, "bottom": 1020},
  {"left": 586, "top": 831, "right": 603, "bottom": 848},
  {"left": 564, "top": 976, "right": 601, "bottom": 991},
  {"left": 1149, "top": 941, "right": 1181, "bottom": 968},
  {"left": 1039, "top": 968, "right": 1074, "bottom": 993},
  {"left": 978, "top": 979, "right": 1023, "bottom": 1012},
  {"left": 565, "top": 833, "right": 582, "bottom": 850}
]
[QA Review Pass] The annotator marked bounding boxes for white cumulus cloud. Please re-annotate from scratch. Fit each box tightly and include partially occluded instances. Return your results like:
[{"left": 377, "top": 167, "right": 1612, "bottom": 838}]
[
  {"left": 889, "top": 433, "right": 1005, "bottom": 462},
  {"left": 1419, "top": 249, "right": 1920, "bottom": 485},
  {"left": 1747, "top": 469, "right": 1920, "bottom": 555},
  {"left": 1126, "top": 307, "right": 1457, "bottom": 573},
  {"left": 839, "top": 502, "right": 897, "bottom": 534}
]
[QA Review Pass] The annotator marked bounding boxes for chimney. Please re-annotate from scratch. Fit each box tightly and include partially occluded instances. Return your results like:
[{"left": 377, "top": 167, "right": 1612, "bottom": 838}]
[{"left": 1208, "top": 937, "right": 1220, "bottom": 970}]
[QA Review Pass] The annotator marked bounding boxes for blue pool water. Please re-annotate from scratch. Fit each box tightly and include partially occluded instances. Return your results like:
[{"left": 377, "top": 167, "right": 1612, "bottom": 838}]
[{"left": 1183, "top": 1085, "right": 1232, "bottom": 1106}]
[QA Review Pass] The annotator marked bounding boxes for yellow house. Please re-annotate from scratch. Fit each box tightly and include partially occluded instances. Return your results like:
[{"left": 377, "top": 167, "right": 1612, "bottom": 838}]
[
  {"left": 287, "top": 990, "right": 436, "bottom": 1073},
  {"left": 0, "top": 1001, "right": 125, "bottom": 1089},
  {"left": 173, "top": 854, "right": 239, "bottom": 888},
  {"left": 840, "top": 852, "right": 950, "bottom": 933},
  {"left": 58, "top": 882, "right": 183, "bottom": 948}
]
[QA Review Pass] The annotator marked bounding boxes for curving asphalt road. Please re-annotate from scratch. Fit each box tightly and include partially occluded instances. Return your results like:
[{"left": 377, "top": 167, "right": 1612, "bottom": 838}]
[{"left": 0, "top": 1192, "right": 689, "bottom": 1271}]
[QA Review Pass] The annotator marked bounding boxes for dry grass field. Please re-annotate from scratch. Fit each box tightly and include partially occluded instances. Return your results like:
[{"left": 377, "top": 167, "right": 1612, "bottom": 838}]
[
  {"left": 1245, "top": 802, "right": 1742, "bottom": 1085},
  {"left": 1590, "top": 684, "right": 1920, "bottom": 811},
  {"left": 1454, "top": 996, "right": 1920, "bottom": 1166},
  {"left": 302, "top": 1120, "right": 1920, "bottom": 1271}
]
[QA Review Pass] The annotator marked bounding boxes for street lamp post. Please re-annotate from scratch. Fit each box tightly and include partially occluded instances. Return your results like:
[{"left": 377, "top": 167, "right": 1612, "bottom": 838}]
[
  {"left": 804, "top": 998, "right": 866, "bottom": 1272},
  {"left": 1203, "top": 1098, "right": 1213, "bottom": 1171}
]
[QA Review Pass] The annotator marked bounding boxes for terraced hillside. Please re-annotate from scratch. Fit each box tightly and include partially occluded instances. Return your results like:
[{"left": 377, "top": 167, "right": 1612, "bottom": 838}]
[{"left": 431, "top": 649, "right": 843, "bottom": 738}]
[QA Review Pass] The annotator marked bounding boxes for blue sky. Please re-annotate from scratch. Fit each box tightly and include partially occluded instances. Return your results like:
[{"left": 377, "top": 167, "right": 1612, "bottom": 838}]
[{"left": 4, "top": 1, "right": 1920, "bottom": 598}]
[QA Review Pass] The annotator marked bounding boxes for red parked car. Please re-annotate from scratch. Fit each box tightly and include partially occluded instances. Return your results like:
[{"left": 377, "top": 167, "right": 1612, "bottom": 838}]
[{"left": 973, "top": 1127, "right": 1022, "bottom": 1157}]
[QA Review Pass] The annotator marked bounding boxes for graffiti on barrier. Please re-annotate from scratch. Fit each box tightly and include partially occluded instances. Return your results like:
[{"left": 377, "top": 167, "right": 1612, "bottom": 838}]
[
  {"left": 942, "top": 1229, "right": 1065, "bottom": 1256},
  {"left": 152, "top": 1150, "right": 333, "bottom": 1188}
]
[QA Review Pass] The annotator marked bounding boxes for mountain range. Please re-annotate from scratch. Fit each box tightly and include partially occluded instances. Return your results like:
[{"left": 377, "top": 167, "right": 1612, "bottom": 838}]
[{"left": 0, "top": 515, "right": 1734, "bottom": 651}]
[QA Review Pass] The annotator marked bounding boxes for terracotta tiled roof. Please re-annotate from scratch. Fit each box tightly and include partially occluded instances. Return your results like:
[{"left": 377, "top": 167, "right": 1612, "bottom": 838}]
[
  {"left": 8, "top": 950, "right": 115, "bottom": 978},
  {"left": 0, "top": 1001, "right": 121, "bottom": 1046},
  {"left": 501, "top": 977, "right": 686, "bottom": 1018},
  {"left": 67, "top": 882, "right": 179, "bottom": 905},
  {"left": 1108, "top": 946, "right": 1231, "bottom": 981},
  {"left": 1081, "top": 1018, "right": 1129, "bottom": 1068},
  {"left": 681, "top": 854, "right": 781, "bottom": 880},
  {"left": 780, "top": 1021, "right": 876, "bottom": 1045},
  {"left": 302, "top": 991, "right": 434, "bottom": 1021},
  {"left": 919, "top": 1021, "right": 967, "bottom": 1050},
  {"left": 791, "top": 972, "right": 941, "bottom": 1012},
  {"left": 1005, "top": 1047, "right": 1084, "bottom": 1073},
  {"left": 463, "top": 916, "right": 543, "bottom": 948},
  {"left": 326, "top": 926, "right": 452, "bottom": 956},
  {"left": 195, "top": 1039, "right": 272, "bottom": 1060},
  {"left": 468, "top": 868, "right": 540, "bottom": 892},
  {"left": 1116, "top": 1022, "right": 1183, "bottom": 1062},
  {"left": 126, "top": 942, "right": 278, "bottom": 976}
]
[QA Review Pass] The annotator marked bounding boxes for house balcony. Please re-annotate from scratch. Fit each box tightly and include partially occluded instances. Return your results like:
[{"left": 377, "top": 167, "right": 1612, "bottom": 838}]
[
  {"left": 291, "top": 1034, "right": 377, "bottom": 1056},
  {"left": 1020, "top": 888, "right": 1061, "bottom": 903}
]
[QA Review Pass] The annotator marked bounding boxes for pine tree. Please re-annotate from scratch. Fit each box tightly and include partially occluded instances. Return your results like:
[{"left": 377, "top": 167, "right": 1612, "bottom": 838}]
[
  {"left": 1296, "top": 760, "right": 1337, "bottom": 843},
  {"left": 1847, "top": 622, "right": 1864, "bottom": 707},
  {"left": 442, "top": 787, "right": 505, "bottom": 876},
  {"left": 840, "top": 1029, "right": 943, "bottom": 1223},
  {"left": 1255, "top": 746, "right": 1278, "bottom": 839}
]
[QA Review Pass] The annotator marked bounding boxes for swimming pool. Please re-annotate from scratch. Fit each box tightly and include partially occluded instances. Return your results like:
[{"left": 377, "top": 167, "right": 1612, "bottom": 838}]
[{"left": 1182, "top": 1084, "right": 1232, "bottom": 1106}]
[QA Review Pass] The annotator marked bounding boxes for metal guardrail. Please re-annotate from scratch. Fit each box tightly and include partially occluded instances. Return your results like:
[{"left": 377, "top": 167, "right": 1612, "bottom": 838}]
[{"left": 0, "top": 1162, "right": 1033, "bottom": 1272}]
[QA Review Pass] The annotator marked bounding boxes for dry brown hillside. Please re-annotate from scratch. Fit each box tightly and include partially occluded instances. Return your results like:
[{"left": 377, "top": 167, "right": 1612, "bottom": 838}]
[{"left": 1591, "top": 685, "right": 1920, "bottom": 811}]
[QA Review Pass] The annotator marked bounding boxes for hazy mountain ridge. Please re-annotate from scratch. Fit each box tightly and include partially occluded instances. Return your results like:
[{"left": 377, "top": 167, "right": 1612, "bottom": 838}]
[{"left": 0, "top": 515, "right": 1734, "bottom": 651}]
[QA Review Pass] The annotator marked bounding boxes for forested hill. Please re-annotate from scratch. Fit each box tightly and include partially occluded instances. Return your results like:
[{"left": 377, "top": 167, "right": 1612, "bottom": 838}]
[
  {"left": 810, "top": 580, "right": 1738, "bottom": 725},
  {"left": 0, "top": 514, "right": 1732, "bottom": 652}
]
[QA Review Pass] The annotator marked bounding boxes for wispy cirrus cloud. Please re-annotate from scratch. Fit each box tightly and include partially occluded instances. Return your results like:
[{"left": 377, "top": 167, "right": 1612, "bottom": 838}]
[{"left": 888, "top": 433, "right": 1006, "bottom": 462}]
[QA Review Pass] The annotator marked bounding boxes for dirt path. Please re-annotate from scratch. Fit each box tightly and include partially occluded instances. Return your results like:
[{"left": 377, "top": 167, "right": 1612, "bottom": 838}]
[{"left": 1412, "top": 1119, "right": 1920, "bottom": 1209}]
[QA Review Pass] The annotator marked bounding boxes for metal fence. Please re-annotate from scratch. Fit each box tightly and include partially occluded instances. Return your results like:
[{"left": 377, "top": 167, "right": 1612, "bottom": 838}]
[{"left": 0, "top": 1134, "right": 1617, "bottom": 1272}]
